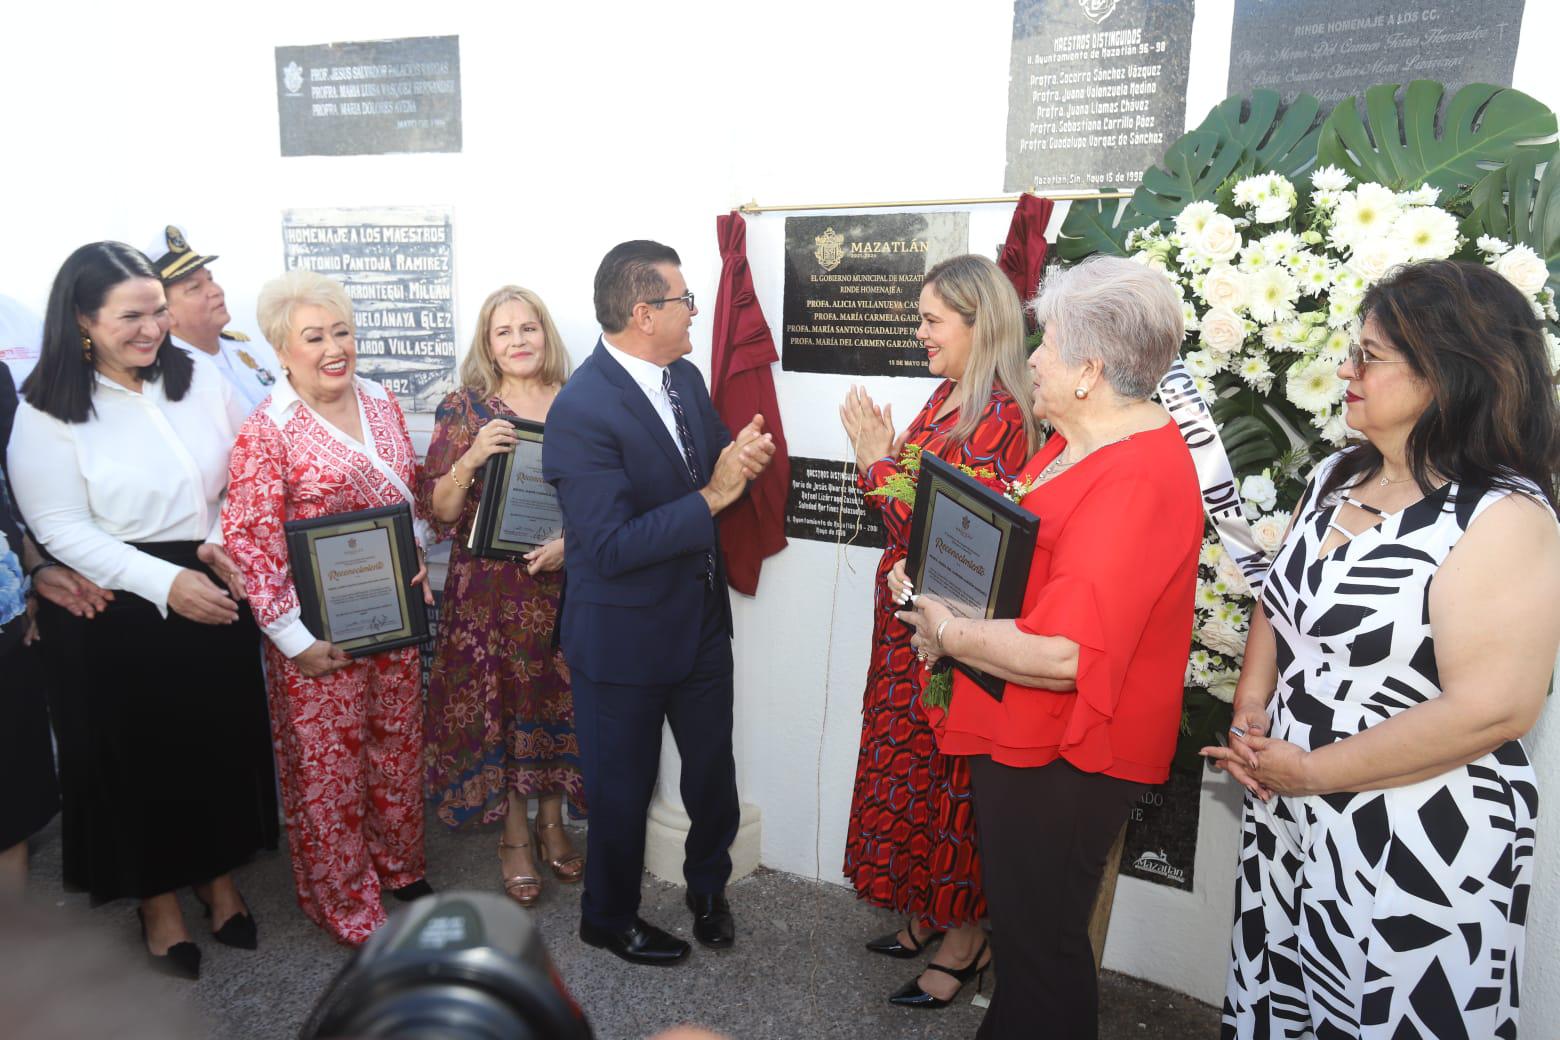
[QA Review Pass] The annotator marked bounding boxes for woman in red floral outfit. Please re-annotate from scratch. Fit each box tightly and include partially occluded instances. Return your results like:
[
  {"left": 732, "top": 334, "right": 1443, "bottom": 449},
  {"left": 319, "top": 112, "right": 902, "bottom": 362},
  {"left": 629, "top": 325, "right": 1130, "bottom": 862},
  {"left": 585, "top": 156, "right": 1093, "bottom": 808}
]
[
  {"left": 839, "top": 254, "right": 1039, "bottom": 1007},
  {"left": 417, "top": 286, "right": 584, "bottom": 908},
  {"left": 223, "top": 270, "right": 434, "bottom": 945}
]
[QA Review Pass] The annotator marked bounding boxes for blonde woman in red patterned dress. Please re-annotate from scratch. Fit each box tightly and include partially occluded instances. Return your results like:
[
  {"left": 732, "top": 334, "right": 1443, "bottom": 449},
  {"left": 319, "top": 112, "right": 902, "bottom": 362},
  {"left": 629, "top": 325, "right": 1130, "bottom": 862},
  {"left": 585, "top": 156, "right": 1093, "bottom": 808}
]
[
  {"left": 839, "top": 254, "right": 1040, "bottom": 1007},
  {"left": 417, "top": 286, "right": 584, "bottom": 908},
  {"left": 223, "top": 270, "right": 434, "bottom": 945}
]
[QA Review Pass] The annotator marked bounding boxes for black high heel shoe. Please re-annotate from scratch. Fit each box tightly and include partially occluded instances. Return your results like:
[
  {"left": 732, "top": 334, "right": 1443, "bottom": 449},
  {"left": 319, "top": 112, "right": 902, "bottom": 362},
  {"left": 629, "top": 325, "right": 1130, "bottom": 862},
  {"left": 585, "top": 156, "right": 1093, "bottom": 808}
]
[
  {"left": 192, "top": 887, "right": 258, "bottom": 950},
  {"left": 887, "top": 938, "right": 990, "bottom": 1008},
  {"left": 866, "top": 919, "right": 945, "bottom": 959},
  {"left": 137, "top": 908, "right": 201, "bottom": 981}
]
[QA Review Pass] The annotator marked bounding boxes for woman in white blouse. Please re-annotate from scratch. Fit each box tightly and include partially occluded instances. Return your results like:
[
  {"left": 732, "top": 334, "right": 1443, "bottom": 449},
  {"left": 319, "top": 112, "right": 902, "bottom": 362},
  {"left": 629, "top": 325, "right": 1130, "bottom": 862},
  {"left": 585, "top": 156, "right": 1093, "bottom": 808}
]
[{"left": 8, "top": 242, "right": 278, "bottom": 980}]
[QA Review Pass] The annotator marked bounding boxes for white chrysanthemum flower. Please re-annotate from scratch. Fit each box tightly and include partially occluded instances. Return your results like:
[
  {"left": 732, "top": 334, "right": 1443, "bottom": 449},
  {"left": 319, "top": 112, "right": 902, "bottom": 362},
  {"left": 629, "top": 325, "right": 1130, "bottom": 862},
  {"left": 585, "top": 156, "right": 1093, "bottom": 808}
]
[
  {"left": 1390, "top": 205, "right": 1460, "bottom": 260},
  {"left": 1327, "top": 294, "right": 1362, "bottom": 329},
  {"left": 1199, "top": 214, "right": 1242, "bottom": 263},
  {"left": 1188, "top": 648, "right": 1214, "bottom": 674},
  {"left": 1310, "top": 165, "right": 1352, "bottom": 192},
  {"left": 1261, "top": 323, "right": 1288, "bottom": 350},
  {"left": 1192, "top": 374, "right": 1215, "bottom": 398},
  {"left": 1181, "top": 300, "right": 1201, "bottom": 332},
  {"left": 1260, "top": 230, "right": 1302, "bottom": 265},
  {"left": 1239, "top": 354, "right": 1274, "bottom": 391},
  {"left": 1295, "top": 253, "right": 1334, "bottom": 294},
  {"left": 1248, "top": 266, "right": 1299, "bottom": 323},
  {"left": 1200, "top": 306, "right": 1247, "bottom": 358},
  {"left": 1233, "top": 176, "right": 1268, "bottom": 209},
  {"left": 1545, "top": 330, "right": 1560, "bottom": 376},
  {"left": 1206, "top": 671, "right": 1240, "bottom": 704},
  {"left": 1321, "top": 328, "right": 1353, "bottom": 363},
  {"left": 1184, "top": 348, "right": 1219, "bottom": 378},
  {"left": 1199, "top": 540, "right": 1225, "bottom": 568},
  {"left": 1404, "top": 184, "right": 1441, "bottom": 206},
  {"left": 1330, "top": 183, "right": 1399, "bottom": 249},
  {"left": 1477, "top": 234, "right": 1511, "bottom": 256},
  {"left": 1200, "top": 265, "right": 1248, "bottom": 312},
  {"left": 1215, "top": 601, "right": 1249, "bottom": 627},
  {"left": 1241, "top": 473, "right": 1278, "bottom": 512},
  {"left": 1287, "top": 355, "right": 1347, "bottom": 414},
  {"left": 1492, "top": 243, "right": 1550, "bottom": 296},
  {"left": 1196, "top": 582, "right": 1225, "bottom": 612},
  {"left": 1250, "top": 514, "right": 1287, "bottom": 556},
  {"left": 1322, "top": 413, "right": 1354, "bottom": 446},
  {"left": 1175, "top": 200, "right": 1221, "bottom": 238}
]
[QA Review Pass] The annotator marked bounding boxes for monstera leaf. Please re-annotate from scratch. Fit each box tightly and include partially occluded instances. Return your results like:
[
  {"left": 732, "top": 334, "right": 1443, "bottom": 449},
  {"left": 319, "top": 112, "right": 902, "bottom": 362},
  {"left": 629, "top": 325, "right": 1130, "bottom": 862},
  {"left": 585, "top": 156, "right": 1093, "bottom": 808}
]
[
  {"left": 1317, "top": 81, "right": 1558, "bottom": 195},
  {"left": 1463, "top": 149, "right": 1560, "bottom": 292},
  {"left": 1055, "top": 194, "right": 1152, "bottom": 261},
  {"left": 1192, "top": 89, "right": 1324, "bottom": 187}
]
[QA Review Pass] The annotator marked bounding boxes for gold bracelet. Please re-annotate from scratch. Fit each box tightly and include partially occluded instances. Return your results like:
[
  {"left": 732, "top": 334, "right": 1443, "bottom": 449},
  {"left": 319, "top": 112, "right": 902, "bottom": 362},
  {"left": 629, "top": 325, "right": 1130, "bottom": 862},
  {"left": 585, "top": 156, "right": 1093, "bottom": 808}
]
[{"left": 449, "top": 464, "right": 474, "bottom": 490}]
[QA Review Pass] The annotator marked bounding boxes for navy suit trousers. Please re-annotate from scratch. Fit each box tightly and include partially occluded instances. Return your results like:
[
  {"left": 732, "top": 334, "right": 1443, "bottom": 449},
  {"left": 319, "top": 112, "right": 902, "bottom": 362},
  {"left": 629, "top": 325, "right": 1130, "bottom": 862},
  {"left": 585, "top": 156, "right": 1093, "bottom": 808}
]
[{"left": 570, "top": 584, "right": 740, "bottom": 931}]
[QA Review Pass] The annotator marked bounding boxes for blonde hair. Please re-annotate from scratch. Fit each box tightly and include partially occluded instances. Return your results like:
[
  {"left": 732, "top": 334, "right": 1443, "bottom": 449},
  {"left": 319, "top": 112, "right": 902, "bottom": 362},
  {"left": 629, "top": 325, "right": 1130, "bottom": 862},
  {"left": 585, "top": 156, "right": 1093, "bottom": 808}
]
[
  {"left": 255, "top": 269, "right": 355, "bottom": 352},
  {"left": 1030, "top": 256, "right": 1185, "bottom": 400},
  {"left": 923, "top": 255, "right": 1041, "bottom": 454},
  {"left": 459, "top": 286, "right": 571, "bottom": 398}
]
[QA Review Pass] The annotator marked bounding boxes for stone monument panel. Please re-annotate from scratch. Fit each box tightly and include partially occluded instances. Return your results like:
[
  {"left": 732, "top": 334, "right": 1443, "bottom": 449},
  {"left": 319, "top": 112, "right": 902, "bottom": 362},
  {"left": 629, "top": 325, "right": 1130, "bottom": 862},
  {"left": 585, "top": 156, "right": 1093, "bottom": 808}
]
[
  {"left": 783, "top": 456, "right": 886, "bottom": 549},
  {"left": 1004, "top": 0, "right": 1195, "bottom": 192},
  {"left": 281, "top": 206, "right": 457, "bottom": 412},
  {"left": 1228, "top": 0, "right": 1525, "bottom": 112},
  {"left": 276, "top": 35, "right": 462, "bottom": 156},
  {"left": 782, "top": 213, "right": 969, "bottom": 376}
]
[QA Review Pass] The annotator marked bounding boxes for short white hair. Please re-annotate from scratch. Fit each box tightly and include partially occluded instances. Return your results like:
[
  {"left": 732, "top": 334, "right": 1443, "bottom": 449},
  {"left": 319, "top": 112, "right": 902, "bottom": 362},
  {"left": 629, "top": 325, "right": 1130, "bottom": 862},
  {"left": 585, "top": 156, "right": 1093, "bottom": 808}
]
[
  {"left": 1030, "top": 256, "right": 1184, "bottom": 400},
  {"left": 255, "top": 269, "right": 355, "bottom": 351}
]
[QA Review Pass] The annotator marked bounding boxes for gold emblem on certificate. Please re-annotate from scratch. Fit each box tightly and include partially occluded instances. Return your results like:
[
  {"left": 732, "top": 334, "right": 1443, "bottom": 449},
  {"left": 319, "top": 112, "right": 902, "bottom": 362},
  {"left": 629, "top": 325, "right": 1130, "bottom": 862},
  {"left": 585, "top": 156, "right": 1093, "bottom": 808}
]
[
  {"left": 285, "top": 503, "right": 430, "bottom": 657},
  {"left": 466, "top": 417, "right": 564, "bottom": 561},
  {"left": 905, "top": 453, "right": 1039, "bottom": 700}
]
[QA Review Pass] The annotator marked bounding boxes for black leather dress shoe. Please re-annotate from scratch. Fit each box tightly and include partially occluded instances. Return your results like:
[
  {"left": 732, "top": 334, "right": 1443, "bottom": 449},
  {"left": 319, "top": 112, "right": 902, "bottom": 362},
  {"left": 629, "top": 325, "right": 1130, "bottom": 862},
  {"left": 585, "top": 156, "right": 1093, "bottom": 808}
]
[
  {"left": 686, "top": 892, "right": 735, "bottom": 949},
  {"left": 579, "top": 917, "right": 690, "bottom": 965}
]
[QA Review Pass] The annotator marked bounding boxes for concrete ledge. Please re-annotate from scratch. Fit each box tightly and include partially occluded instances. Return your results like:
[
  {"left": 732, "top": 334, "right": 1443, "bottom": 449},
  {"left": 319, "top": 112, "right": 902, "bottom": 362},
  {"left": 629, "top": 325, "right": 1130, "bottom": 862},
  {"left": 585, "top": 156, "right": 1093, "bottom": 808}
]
[{"left": 645, "top": 798, "right": 761, "bottom": 885}]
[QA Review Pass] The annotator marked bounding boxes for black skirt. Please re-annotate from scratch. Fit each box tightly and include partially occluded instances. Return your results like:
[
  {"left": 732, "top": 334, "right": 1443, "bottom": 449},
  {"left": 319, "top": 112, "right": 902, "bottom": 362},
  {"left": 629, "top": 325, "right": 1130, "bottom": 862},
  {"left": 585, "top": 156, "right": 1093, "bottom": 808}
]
[
  {"left": 38, "top": 541, "right": 279, "bottom": 903},
  {"left": 0, "top": 641, "right": 60, "bottom": 849}
]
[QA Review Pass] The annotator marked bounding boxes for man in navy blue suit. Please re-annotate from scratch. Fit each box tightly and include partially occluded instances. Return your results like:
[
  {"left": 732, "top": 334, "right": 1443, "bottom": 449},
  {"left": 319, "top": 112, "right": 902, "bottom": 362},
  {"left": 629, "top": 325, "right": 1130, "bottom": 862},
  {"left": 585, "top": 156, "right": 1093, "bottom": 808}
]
[{"left": 542, "top": 241, "right": 775, "bottom": 965}]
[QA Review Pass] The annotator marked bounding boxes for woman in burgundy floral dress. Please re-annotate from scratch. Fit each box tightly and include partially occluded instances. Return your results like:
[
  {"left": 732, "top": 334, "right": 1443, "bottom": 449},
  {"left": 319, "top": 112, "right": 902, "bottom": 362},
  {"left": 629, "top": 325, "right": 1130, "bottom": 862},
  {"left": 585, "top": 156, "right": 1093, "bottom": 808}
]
[
  {"left": 839, "top": 255, "right": 1039, "bottom": 1007},
  {"left": 418, "top": 286, "right": 584, "bottom": 907}
]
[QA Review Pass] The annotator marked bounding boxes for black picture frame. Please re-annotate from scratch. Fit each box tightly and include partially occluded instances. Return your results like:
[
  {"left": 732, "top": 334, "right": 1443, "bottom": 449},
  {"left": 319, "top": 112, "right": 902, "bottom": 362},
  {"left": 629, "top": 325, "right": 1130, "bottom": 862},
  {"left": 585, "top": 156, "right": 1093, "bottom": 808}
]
[
  {"left": 284, "top": 502, "right": 430, "bottom": 658},
  {"left": 905, "top": 452, "right": 1039, "bottom": 701},
  {"left": 466, "top": 417, "right": 563, "bottom": 561}
]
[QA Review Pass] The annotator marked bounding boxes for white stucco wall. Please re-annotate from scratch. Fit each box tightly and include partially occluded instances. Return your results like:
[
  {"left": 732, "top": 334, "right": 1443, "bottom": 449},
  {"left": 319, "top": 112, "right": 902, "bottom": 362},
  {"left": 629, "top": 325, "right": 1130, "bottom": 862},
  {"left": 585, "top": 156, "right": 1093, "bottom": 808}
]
[{"left": 2, "top": 0, "right": 1557, "bottom": 1014}]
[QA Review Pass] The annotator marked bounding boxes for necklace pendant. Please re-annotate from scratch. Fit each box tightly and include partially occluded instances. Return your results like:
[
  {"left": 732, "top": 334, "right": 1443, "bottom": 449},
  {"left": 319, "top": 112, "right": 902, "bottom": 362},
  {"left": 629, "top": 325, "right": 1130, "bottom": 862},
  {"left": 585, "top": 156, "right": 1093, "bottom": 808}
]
[{"left": 1379, "top": 475, "right": 1389, "bottom": 487}]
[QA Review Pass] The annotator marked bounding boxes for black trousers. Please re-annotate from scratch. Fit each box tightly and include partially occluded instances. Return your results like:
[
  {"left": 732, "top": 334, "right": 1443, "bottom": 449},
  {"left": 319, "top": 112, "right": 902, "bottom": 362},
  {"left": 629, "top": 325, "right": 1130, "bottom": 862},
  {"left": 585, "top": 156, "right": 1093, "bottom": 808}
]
[
  {"left": 970, "top": 755, "right": 1146, "bottom": 1040},
  {"left": 570, "top": 586, "right": 739, "bottom": 931}
]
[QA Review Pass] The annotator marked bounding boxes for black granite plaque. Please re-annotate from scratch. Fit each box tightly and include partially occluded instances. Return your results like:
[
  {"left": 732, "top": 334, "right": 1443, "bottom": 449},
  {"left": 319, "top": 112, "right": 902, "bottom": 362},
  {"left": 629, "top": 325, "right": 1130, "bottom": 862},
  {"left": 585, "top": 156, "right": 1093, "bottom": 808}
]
[
  {"left": 1228, "top": 0, "right": 1525, "bottom": 112},
  {"left": 1120, "top": 760, "right": 1201, "bottom": 890},
  {"left": 1004, "top": 0, "right": 1195, "bottom": 193},
  {"left": 282, "top": 206, "right": 457, "bottom": 412},
  {"left": 276, "top": 36, "right": 461, "bottom": 157},
  {"left": 782, "top": 213, "right": 968, "bottom": 376},
  {"left": 783, "top": 455, "right": 886, "bottom": 549}
]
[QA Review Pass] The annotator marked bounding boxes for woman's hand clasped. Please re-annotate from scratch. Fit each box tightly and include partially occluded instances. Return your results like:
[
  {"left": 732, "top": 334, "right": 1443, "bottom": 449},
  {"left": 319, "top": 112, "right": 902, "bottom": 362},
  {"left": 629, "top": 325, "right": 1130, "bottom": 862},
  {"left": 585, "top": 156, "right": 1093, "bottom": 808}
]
[
  {"left": 1200, "top": 707, "right": 1315, "bottom": 801},
  {"left": 197, "top": 542, "right": 248, "bottom": 602},
  {"left": 168, "top": 567, "right": 240, "bottom": 625},
  {"left": 295, "top": 639, "right": 351, "bottom": 677},
  {"left": 839, "top": 385, "right": 904, "bottom": 474},
  {"left": 524, "top": 537, "right": 565, "bottom": 576}
]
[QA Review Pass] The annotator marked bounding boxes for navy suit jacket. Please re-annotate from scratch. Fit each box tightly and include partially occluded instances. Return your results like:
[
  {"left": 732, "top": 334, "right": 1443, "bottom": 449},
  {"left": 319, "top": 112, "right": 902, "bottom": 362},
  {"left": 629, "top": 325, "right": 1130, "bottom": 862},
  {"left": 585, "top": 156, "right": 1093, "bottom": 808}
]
[{"left": 542, "top": 340, "right": 733, "bottom": 686}]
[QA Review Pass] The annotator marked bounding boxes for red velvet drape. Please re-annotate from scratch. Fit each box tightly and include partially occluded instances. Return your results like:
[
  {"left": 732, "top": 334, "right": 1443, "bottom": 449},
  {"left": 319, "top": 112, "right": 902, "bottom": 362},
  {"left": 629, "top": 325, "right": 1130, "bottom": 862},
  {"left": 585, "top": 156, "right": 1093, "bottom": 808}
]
[{"left": 997, "top": 194, "right": 1056, "bottom": 323}]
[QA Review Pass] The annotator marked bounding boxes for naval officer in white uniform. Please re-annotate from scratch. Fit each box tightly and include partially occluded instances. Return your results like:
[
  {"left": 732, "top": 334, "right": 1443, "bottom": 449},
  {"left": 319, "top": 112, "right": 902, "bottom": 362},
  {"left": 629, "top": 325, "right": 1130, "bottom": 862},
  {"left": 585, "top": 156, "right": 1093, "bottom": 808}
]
[{"left": 149, "top": 225, "right": 281, "bottom": 414}]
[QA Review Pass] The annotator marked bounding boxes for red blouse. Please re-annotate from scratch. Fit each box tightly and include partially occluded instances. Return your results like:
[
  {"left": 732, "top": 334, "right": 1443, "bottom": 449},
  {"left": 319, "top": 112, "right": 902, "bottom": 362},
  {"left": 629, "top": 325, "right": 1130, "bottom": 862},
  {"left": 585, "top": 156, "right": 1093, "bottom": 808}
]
[{"left": 933, "top": 420, "right": 1203, "bottom": 784}]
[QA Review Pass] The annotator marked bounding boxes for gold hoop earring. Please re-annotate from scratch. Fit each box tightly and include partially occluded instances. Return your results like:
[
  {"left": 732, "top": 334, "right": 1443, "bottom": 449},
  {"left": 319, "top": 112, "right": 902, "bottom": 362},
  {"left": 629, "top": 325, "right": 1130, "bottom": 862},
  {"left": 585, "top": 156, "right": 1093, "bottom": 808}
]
[
  {"left": 1074, "top": 386, "right": 1088, "bottom": 399},
  {"left": 80, "top": 332, "right": 93, "bottom": 362}
]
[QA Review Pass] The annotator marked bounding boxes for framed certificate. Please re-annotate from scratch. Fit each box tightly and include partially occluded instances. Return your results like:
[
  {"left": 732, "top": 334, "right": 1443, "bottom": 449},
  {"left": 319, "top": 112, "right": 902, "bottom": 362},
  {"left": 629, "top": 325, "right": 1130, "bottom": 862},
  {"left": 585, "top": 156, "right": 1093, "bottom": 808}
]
[
  {"left": 466, "top": 418, "right": 564, "bottom": 561},
  {"left": 905, "top": 452, "right": 1039, "bottom": 701},
  {"left": 285, "top": 503, "right": 430, "bottom": 658}
]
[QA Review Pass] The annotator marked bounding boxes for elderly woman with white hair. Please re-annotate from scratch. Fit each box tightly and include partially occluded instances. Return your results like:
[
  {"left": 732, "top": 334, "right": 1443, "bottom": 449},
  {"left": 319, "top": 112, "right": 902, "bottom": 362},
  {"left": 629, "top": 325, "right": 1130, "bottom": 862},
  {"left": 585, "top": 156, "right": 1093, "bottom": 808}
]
[
  {"left": 222, "top": 269, "right": 434, "bottom": 945},
  {"left": 895, "top": 256, "right": 1205, "bottom": 1039}
]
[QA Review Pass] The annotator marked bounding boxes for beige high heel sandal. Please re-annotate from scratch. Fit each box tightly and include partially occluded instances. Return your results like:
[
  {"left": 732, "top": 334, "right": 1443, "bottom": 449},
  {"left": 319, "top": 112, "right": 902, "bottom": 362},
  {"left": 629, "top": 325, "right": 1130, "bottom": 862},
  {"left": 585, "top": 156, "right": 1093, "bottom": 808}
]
[
  {"left": 498, "top": 837, "right": 543, "bottom": 907},
  {"left": 536, "top": 820, "right": 585, "bottom": 884}
]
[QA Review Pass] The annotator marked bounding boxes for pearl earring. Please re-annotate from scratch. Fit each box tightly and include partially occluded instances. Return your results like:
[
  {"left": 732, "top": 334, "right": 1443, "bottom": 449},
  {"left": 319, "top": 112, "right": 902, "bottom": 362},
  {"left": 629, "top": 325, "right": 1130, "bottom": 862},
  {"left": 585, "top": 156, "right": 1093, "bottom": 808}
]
[{"left": 1074, "top": 386, "right": 1088, "bottom": 399}]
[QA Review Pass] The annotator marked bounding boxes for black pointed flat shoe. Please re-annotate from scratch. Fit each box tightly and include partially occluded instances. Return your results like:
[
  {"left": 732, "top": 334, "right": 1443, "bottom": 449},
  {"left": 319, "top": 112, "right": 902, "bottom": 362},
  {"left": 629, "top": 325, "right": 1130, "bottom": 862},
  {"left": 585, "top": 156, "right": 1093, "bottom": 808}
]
[
  {"left": 391, "top": 879, "right": 435, "bottom": 902},
  {"left": 192, "top": 886, "right": 259, "bottom": 949},
  {"left": 887, "top": 939, "right": 991, "bottom": 1009},
  {"left": 866, "top": 919, "right": 945, "bottom": 959},
  {"left": 138, "top": 909, "right": 201, "bottom": 981}
]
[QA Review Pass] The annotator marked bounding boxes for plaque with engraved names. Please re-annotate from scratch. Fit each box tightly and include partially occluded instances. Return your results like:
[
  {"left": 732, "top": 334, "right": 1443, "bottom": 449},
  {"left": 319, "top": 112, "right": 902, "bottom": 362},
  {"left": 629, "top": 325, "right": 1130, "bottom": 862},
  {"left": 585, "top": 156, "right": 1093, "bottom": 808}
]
[
  {"left": 466, "top": 418, "right": 563, "bottom": 560},
  {"left": 285, "top": 503, "right": 429, "bottom": 657},
  {"left": 905, "top": 453, "right": 1039, "bottom": 700}
]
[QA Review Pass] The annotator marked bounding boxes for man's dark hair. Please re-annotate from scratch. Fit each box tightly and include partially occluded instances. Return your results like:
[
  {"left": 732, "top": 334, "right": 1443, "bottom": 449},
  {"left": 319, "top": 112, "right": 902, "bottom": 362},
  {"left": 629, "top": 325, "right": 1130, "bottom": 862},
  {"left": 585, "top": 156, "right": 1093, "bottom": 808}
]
[
  {"left": 593, "top": 240, "right": 681, "bottom": 333},
  {"left": 23, "top": 241, "right": 192, "bottom": 423}
]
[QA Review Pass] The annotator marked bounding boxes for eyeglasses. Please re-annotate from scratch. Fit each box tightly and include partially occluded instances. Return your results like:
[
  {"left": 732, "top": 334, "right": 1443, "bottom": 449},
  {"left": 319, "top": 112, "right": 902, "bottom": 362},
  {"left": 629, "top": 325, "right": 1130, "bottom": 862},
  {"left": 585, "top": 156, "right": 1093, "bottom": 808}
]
[
  {"left": 1347, "top": 343, "right": 1407, "bottom": 373},
  {"left": 646, "top": 290, "right": 695, "bottom": 310}
]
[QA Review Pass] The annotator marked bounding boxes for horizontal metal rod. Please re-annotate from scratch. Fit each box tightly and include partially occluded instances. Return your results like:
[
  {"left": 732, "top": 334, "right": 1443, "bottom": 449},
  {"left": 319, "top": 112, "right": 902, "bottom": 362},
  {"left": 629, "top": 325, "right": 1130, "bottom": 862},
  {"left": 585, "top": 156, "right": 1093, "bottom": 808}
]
[{"left": 737, "top": 190, "right": 1134, "bottom": 214}]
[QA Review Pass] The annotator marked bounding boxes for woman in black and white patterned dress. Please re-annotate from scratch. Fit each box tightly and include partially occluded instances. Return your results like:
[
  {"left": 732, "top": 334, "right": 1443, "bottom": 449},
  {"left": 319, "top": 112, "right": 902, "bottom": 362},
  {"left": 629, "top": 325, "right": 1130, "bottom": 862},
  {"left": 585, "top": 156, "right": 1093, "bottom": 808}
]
[{"left": 1203, "top": 260, "right": 1560, "bottom": 1039}]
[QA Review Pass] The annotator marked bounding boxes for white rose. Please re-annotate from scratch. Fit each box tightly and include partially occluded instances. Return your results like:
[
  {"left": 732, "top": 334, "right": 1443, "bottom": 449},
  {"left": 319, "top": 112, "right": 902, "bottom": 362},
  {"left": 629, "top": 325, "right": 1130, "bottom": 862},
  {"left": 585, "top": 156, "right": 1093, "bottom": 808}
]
[
  {"left": 1198, "top": 620, "right": 1248, "bottom": 659},
  {"left": 1493, "top": 244, "right": 1550, "bottom": 297},
  {"left": 1349, "top": 236, "right": 1409, "bottom": 284},
  {"left": 1199, "top": 215, "right": 1242, "bottom": 263},
  {"left": 1200, "top": 306, "right": 1246, "bottom": 357},
  {"left": 1215, "top": 552, "right": 1252, "bottom": 596},
  {"left": 1201, "top": 265, "right": 1248, "bottom": 312},
  {"left": 1250, "top": 514, "right": 1287, "bottom": 555},
  {"left": 1241, "top": 473, "right": 1278, "bottom": 512},
  {"left": 1206, "top": 670, "right": 1240, "bottom": 704}
]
